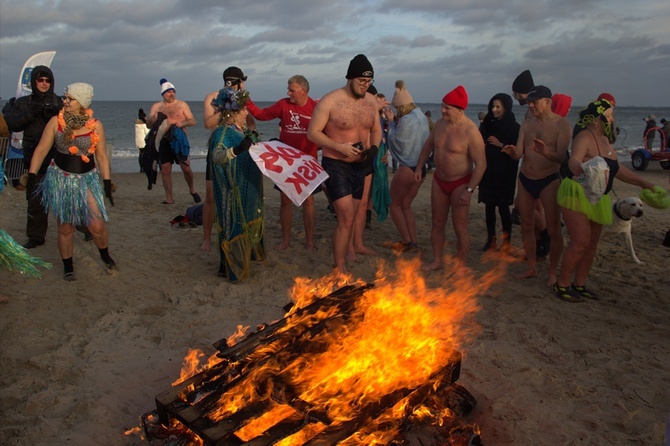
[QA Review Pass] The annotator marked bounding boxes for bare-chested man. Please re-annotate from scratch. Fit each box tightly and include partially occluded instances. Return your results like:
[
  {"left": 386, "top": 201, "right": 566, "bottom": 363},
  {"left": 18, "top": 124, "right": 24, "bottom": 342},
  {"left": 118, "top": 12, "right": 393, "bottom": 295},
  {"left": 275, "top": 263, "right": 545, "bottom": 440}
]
[
  {"left": 502, "top": 85, "right": 571, "bottom": 286},
  {"left": 307, "top": 54, "right": 382, "bottom": 274},
  {"left": 414, "top": 85, "right": 486, "bottom": 271},
  {"left": 146, "top": 78, "right": 199, "bottom": 205}
]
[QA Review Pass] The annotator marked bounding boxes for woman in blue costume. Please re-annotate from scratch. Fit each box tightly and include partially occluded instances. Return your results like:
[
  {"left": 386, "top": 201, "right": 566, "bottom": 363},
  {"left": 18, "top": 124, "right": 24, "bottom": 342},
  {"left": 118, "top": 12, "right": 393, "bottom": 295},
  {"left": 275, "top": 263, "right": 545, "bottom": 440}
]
[
  {"left": 478, "top": 93, "right": 520, "bottom": 251},
  {"left": 28, "top": 83, "right": 115, "bottom": 281},
  {"left": 554, "top": 99, "right": 654, "bottom": 302},
  {"left": 208, "top": 88, "right": 265, "bottom": 282}
]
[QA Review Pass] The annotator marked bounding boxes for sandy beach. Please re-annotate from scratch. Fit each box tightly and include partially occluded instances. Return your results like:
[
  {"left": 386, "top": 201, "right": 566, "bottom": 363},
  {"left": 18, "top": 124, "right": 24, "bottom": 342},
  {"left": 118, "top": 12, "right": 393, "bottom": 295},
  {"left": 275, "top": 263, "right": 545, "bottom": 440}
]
[{"left": 1, "top": 161, "right": 668, "bottom": 445}]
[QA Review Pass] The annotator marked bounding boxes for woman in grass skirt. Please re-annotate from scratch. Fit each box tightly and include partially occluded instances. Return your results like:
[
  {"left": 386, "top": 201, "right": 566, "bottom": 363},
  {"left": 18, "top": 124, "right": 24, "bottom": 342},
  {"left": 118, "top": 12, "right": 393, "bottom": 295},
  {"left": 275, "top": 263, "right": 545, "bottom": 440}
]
[{"left": 28, "top": 83, "right": 116, "bottom": 281}]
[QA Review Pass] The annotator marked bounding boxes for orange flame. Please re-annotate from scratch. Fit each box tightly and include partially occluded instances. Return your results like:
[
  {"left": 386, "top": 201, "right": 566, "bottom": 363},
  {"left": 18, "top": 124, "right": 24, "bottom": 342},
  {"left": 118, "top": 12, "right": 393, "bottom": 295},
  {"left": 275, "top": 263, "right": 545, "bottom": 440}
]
[{"left": 170, "top": 256, "right": 506, "bottom": 444}]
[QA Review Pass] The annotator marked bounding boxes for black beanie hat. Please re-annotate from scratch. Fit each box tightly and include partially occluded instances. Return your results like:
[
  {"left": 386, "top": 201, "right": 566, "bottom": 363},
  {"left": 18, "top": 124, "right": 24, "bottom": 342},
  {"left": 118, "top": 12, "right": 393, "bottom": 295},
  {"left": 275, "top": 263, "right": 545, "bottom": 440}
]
[
  {"left": 346, "top": 54, "right": 374, "bottom": 79},
  {"left": 512, "top": 69, "right": 534, "bottom": 94}
]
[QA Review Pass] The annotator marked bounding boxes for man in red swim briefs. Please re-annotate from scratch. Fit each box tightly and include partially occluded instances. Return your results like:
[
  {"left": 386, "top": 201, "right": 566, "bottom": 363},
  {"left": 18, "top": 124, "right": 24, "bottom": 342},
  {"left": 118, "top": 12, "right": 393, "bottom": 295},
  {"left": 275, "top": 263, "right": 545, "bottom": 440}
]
[{"left": 414, "top": 85, "right": 486, "bottom": 271}]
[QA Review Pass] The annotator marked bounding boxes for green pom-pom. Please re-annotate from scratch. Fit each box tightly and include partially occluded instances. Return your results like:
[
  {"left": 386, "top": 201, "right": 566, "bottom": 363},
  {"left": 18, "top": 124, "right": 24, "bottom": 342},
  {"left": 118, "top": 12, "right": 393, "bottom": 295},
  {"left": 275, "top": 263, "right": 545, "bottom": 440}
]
[{"left": 640, "top": 185, "right": 670, "bottom": 210}]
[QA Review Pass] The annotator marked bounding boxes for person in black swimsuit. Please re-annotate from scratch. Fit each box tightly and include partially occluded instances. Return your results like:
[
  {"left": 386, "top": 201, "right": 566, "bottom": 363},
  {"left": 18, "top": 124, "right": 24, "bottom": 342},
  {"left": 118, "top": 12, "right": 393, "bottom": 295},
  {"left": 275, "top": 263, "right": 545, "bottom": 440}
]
[{"left": 554, "top": 99, "right": 655, "bottom": 302}]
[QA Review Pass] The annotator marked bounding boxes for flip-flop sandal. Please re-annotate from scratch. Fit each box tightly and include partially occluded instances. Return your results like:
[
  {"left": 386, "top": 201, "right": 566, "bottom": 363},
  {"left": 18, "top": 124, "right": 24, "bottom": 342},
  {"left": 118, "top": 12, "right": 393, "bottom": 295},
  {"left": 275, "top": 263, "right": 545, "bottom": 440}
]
[
  {"left": 191, "top": 192, "right": 202, "bottom": 203},
  {"left": 571, "top": 284, "right": 599, "bottom": 300},
  {"left": 553, "top": 283, "right": 584, "bottom": 303}
]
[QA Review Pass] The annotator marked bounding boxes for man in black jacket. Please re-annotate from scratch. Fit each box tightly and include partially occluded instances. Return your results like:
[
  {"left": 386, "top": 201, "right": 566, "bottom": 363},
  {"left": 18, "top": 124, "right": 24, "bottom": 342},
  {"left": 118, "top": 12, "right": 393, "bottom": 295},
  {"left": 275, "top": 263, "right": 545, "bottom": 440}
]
[{"left": 3, "top": 65, "right": 63, "bottom": 248}]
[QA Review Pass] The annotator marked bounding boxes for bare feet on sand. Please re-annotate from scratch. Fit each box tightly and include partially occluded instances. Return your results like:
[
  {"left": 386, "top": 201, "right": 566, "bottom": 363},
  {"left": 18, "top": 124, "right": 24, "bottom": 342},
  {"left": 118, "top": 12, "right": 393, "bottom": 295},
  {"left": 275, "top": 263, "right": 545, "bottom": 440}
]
[
  {"left": 355, "top": 246, "right": 377, "bottom": 256},
  {"left": 422, "top": 260, "right": 443, "bottom": 272},
  {"left": 546, "top": 274, "right": 557, "bottom": 288},
  {"left": 276, "top": 240, "right": 290, "bottom": 251},
  {"left": 517, "top": 269, "right": 538, "bottom": 279},
  {"left": 199, "top": 240, "right": 211, "bottom": 253}
]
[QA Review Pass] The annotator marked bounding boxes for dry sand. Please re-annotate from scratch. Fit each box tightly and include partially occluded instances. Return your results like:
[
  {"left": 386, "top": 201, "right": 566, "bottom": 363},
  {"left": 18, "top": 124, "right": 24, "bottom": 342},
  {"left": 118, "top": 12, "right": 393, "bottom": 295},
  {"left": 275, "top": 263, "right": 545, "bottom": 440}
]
[{"left": 1, "top": 161, "right": 668, "bottom": 445}]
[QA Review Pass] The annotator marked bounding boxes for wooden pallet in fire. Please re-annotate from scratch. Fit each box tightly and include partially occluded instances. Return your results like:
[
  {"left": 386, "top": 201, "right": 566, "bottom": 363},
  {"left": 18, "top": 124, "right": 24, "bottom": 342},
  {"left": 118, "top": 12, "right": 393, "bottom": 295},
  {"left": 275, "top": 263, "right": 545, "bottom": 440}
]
[{"left": 142, "top": 284, "right": 480, "bottom": 446}]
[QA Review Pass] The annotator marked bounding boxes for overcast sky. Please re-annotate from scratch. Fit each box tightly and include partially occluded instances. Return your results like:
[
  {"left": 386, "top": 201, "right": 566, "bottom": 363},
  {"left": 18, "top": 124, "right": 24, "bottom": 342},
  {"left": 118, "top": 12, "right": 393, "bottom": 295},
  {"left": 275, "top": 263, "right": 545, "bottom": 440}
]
[{"left": 1, "top": 0, "right": 669, "bottom": 107}]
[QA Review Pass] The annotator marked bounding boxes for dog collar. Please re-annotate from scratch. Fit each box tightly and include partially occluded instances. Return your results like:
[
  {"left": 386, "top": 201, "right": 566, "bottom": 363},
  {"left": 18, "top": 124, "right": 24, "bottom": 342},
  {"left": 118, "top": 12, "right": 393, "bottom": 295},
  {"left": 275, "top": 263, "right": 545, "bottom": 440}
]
[{"left": 613, "top": 203, "right": 631, "bottom": 221}]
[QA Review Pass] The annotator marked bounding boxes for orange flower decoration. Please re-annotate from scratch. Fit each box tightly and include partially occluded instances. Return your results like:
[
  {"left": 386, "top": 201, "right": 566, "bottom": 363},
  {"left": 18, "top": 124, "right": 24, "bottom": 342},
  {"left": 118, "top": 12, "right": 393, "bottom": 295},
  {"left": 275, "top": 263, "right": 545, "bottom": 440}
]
[{"left": 58, "top": 109, "right": 99, "bottom": 162}]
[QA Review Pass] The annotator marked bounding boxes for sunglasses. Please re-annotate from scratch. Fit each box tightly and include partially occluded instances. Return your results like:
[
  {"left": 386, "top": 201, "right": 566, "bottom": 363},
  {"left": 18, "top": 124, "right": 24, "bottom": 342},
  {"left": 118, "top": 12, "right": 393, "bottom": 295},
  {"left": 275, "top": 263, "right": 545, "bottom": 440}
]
[
  {"left": 62, "top": 96, "right": 77, "bottom": 103},
  {"left": 36, "top": 77, "right": 51, "bottom": 84}
]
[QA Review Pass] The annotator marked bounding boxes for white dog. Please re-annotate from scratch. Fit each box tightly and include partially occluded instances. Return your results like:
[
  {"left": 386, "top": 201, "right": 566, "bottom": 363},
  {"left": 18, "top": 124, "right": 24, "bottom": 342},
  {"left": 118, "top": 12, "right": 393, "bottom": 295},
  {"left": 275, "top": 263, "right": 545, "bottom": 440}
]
[{"left": 606, "top": 197, "right": 645, "bottom": 265}]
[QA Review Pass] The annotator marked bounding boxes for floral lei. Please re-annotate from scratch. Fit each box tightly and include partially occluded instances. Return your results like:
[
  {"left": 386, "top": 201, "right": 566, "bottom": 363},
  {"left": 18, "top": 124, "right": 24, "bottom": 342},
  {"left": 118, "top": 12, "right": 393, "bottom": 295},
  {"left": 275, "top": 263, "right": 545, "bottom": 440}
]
[{"left": 58, "top": 109, "right": 99, "bottom": 163}]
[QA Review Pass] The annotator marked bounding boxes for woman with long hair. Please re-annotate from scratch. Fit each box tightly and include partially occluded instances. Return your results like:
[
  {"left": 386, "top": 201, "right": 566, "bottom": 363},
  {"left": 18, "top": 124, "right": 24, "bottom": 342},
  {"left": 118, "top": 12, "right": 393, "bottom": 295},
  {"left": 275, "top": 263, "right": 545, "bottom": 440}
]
[{"left": 478, "top": 93, "right": 520, "bottom": 251}]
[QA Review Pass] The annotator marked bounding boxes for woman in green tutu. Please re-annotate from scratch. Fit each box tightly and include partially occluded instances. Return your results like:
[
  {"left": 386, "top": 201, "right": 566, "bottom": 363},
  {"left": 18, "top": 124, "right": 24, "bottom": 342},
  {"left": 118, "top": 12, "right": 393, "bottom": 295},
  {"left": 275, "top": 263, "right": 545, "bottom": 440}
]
[
  {"left": 554, "top": 99, "right": 655, "bottom": 302},
  {"left": 208, "top": 88, "right": 265, "bottom": 282}
]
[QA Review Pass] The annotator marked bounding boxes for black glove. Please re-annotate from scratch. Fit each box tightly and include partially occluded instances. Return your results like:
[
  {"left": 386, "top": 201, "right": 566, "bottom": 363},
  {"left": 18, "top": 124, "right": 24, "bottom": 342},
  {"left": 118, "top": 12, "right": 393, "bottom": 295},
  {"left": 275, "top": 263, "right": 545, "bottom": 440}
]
[
  {"left": 29, "top": 99, "right": 44, "bottom": 118},
  {"left": 26, "top": 173, "right": 38, "bottom": 201},
  {"left": 104, "top": 180, "right": 114, "bottom": 207},
  {"left": 232, "top": 137, "right": 253, "bottom": 156}
]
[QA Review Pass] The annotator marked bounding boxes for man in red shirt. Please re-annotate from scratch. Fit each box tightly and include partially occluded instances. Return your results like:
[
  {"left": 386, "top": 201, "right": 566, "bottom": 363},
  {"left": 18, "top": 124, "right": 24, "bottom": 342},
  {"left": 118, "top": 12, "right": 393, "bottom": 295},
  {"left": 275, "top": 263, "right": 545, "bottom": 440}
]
[{"left": 247, "top": 75, "right": 318, "bottom": 251}]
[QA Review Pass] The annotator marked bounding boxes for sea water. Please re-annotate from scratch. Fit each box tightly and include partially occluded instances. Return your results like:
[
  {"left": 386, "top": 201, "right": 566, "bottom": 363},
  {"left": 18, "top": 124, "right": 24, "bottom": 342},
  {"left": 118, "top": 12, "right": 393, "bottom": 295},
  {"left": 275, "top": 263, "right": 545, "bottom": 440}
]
[{"left": 2, "top": 100, "right": 668, "bottom": 173}]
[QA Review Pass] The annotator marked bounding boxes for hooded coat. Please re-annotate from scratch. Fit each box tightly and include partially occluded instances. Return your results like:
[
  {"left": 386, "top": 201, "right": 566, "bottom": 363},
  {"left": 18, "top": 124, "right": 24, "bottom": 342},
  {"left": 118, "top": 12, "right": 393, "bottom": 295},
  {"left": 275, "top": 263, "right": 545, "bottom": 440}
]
[
  {"left": 478, "top": 93, "right": 520, "bottom": 206},
  {"left": 3, "top": 65, "right": 63, "bottom": 173}
]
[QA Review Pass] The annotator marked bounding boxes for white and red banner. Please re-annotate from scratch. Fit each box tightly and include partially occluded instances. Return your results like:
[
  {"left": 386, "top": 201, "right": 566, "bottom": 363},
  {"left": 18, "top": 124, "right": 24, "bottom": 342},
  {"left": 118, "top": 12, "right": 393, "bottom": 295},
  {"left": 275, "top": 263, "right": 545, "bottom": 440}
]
[{"left": 249, "top": 141, "right": 328, "bottom": 206}]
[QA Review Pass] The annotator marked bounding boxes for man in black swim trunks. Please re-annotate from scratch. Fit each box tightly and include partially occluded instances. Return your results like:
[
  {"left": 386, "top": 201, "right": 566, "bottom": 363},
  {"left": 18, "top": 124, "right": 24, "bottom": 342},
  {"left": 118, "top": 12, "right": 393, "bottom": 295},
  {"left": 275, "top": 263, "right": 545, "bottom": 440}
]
[
  {"left": 307, "top": 54, "right": 382, "bottom": 274},
  {"left": 502, "top": 85, "right": 571, "bottom": 286}
]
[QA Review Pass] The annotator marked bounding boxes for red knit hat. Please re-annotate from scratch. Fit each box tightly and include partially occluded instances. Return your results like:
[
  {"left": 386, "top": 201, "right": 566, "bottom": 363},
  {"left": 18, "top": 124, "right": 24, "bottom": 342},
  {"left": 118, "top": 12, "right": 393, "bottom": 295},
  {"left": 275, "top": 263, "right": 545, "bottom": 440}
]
[
  {"left": 551, "top": 93, "right": 572, "bottom": 117},
  {"left": 597, "top": 92, "right": 616, "bottom": 107},
  {"left": 442, "top": 85, "right": 468, "bottom": 110}
]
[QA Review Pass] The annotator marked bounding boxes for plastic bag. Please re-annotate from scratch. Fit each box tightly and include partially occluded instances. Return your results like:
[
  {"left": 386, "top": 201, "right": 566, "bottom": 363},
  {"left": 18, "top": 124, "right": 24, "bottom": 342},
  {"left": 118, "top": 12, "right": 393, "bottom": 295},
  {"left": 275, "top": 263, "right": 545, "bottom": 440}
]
[{"left": 574, "top": 156, "right": 609, "bottom": 204}]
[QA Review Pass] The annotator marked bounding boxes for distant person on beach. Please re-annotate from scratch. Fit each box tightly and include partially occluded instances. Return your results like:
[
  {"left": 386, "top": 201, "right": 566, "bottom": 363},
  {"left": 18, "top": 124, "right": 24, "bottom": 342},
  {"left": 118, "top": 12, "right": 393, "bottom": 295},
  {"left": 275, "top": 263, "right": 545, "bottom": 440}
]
[
  {"left": 146, "top": 78, "right": 200, "bottom": 205},
  {"left": 555, "top": 99, "right": 655, "bottom": 302},
  {"left": 27, "top": 83, "right": 116, "bottom": 280},
  {"left": 413, "top": 85, "right": 486, "bottom": 271},
  {"left": 208, "top": 87, "right": 265, "bottom": 282},
  {"left": 478, "top": 93, "right": 520, "bottom": 252},
  {"left": 660, "top": 118, "right": 670, "bottom": 148},
  {"left": 135, "top": 108, "right": 149, "bottom": 172},
  {"left": 643, "top": 114, "right": 657, "bottom": 150},
  {"left": 200, "top": 67, "right": 254, "bottom": 252},
  {"left": 307, "top": 54, "right": 382, "bottom": 275},
  {"left": 502, "top": 85, "right": 571, "bottom": 286},
  {"left": 382, "top": 80, "right": 430, "bottom": 252},
  {"left": 246, "top": 74, "right": 318, "bottom": 251},
  {"left": 3, "top": 65, "right": 63, "bottom": 249}
]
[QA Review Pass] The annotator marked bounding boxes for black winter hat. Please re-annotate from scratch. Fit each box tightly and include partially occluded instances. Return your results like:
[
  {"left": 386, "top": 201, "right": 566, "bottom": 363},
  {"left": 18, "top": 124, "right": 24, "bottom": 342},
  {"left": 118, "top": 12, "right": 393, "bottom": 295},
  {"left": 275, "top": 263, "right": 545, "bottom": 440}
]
[
  {"left": 346, "top": 54, "right": 374, "bottom": 80},
  {"left": 512, "top": 69, "right": 534, "bottom": 94}
]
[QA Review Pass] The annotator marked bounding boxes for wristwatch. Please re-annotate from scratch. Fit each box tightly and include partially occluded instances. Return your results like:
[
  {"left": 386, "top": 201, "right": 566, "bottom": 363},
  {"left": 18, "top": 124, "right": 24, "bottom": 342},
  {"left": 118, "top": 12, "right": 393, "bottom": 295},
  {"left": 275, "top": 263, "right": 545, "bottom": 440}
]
[{"left": 466, "top": 186, "right": 475, "bottom": 193}]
